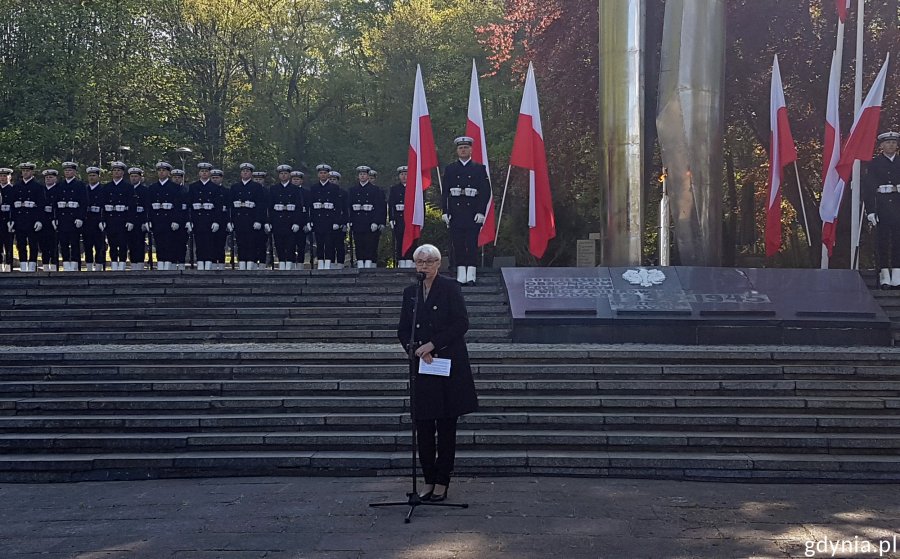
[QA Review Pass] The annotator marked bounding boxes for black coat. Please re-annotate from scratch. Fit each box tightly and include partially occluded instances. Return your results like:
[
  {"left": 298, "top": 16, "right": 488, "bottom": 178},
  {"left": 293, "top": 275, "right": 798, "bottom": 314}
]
[
  {"left": 388, "top": 182, "right": 406, "bottom": 224},
  {"left": 397, "top": 274, "right": 478, "bottom": 420},
  {"left": 347, "top": 182, "right": 386, "bottom": 231},
  {"left": 441, "top": 159, "right": 490, "bottom": 230},
  {"left": 863, "top": 153, "right": 900, "bottom": 213}
]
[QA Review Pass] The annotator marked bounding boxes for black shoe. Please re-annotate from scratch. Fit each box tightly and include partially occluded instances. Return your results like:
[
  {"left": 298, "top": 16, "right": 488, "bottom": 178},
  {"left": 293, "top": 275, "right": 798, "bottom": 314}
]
[
  {"left": 418, "top": 490, "right": 433, "bottom": 500},
  {"left": 466, "top": 280, "right": 476, "bottom": 286},
  {"left": 430, "top": 486, "right": 448, "bottom": 502}
]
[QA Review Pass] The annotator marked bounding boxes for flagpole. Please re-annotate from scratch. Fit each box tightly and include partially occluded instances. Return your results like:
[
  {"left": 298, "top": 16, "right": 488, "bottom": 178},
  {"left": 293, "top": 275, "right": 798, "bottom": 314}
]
[
  {"left": 493, "top": 166, "right": 512, "bottom": 245},
  {"left": 849, "top": 0, "right": 864, "bottom": 269},
  {"left": 792, "top": 162, "right": 811, "bottom": 246}
]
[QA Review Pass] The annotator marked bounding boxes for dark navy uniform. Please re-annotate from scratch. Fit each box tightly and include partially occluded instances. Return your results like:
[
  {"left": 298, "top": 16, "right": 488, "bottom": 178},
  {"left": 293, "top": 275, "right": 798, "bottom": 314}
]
[
  {"left": 40, "top": 177, "right": 61, "bottom": 268},
  {"left": 309, "top": 179, "right": 345, "bottom": 267},
  {"left": 189, "top": 178, "right": 228, "bottom": 267},
  {"left": 348, "top": 179, "right": 386, "bottom": 266},
  {"left": 229, "top": 178, "right": 267, "bottom": 264},
  {"left": 148, "top": 178, "right": 188, "bottom": 266},
  {"left": 388, "top": 179, "right": 412, "bottom": 265},
  {"left": 0, "top": 171, "right": 14, "bottom": 270},
  {"left": 126, "top": 178, "right": 151, "bottom": 268},
  {"left": 83, "top": 176, "right": 107, "bottom": 270},
  {"left": 104, "top": 177, "right": 132, "bottom": 267},
  {"left": 864, "top": 151, "right": 900, "bottom": 271},
  {"left": 442, "top": 158, "right": 489, "bottom": 268},
  {"left": 268, "top": 180, "right": 307, "bottom": 266},
  {"left": 9, "top": 173, "right": 45, "bottom": 266},
  {"left": 55, "top": 174, "right": 88, "bottom": 267}
]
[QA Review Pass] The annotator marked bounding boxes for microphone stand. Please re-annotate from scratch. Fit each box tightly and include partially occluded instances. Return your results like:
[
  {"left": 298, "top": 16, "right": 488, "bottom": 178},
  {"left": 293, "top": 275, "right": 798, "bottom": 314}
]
[{"left": 369, "top": 271, "right": 469, "bottom": 523}]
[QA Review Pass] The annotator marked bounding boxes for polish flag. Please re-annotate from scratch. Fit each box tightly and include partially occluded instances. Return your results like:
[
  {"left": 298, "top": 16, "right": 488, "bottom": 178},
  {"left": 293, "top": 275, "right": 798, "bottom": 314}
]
[
  {"left": 402, "top": 65, "right": 438, "bottom": 256},
  {"left": 467, "top": 61, "right": 496, "bottom": 247},
  {"left": 835, "top": 0, "right": 850, "bottom": 23},
  {"left": 819, "top": 51, "right": 844, "bottom": 257},
  {"left": 765, "top": 55, "right": 798, "bottom": 258},
  {"left": 835, "top": 55, "right": 890, "bottom": 184},
  {"left": 510, "top": 62, "right": 555, "bottom": 259}
]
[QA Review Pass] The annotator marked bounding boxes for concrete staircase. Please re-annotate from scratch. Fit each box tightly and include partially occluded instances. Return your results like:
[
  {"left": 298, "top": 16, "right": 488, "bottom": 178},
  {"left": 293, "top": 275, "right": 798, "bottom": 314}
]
[
  {"left": 1, "top": 270, "right": 899, "bottom": 483},
  {"left": 866, "top": 271, "right": 900, "bottom": 345}
]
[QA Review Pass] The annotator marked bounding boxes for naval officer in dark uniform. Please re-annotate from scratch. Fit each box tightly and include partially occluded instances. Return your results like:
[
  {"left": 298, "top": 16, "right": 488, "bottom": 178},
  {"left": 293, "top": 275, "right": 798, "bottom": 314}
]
[
  {"left": 864, "top": 131, "right": 900, "bottom": 289},
  {"left": 442, "top": 136, "right": 489, "bottom": 285},
  {"left": 388, "top": 166, "right": 412, "bottom": 268},
  {"left": 348, "top": 165, "right": 386, "bottom": 268}
]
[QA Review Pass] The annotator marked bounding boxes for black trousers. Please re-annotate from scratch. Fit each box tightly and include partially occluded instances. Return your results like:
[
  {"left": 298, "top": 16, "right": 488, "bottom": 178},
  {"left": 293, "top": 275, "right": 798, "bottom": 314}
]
[
  {"left": 39, "top": 229, "right": 58, "bottom": 265},
  {"left": 194, "top": 227, "right": 215, "bottom": 262},
  {"left": 15, "top": 227, "right": 40, "bottom": 262},
  {"left": 335, "top": 229, "right": 347, "bottom": 263},
  {"left": 107, "top": 227, "right": 128, "bottom": 262},
  {"left": 314, "top": 224, "right": 336, "bottom": 262},
  {"left": 0, "top": 230, "right": 13, "bottom": 265},
  {"left": 353, "top": 229, "right": 380, "bottom": 262},
  {"left": 392, "top": 223, "right": 413, "bottom": 262},
  {"left": 126, "top": 228, "right": 146, "bottom": 264},
  {"left": 876, "top": 195, "right": 900, "bottom": 269},
  {"left": 450, "top": 226, "right": 479, "bottom": 267},
  {"left": 58, "top": 231, "right": 81, "bottom": 262},
  {"left": 415, "top": 417, "right": 459, "bottom": 486},
  {"left": 234, "top": 225, "right": 266, "bottom": 263},
  {"left": 273, "top": 230, "right": 304, "bottom": 262},
  {"left": 83, "top": 225, "right": 106, "bottom": 265}
]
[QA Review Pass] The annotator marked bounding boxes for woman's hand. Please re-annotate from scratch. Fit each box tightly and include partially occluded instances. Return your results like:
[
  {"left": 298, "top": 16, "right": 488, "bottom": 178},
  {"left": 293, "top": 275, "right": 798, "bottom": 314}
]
[
  {"left": 420, "top": 352, "right": 434, "bottom": 364},
  {"left": 415, "top": 342, "right": 435, "bottom": 363}
]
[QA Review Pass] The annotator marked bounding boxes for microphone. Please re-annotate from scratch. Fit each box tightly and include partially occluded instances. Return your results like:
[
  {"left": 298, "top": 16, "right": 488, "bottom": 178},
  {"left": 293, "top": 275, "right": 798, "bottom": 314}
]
[{"left": 416, "top": 272, "right": 426, "bottom": 282}]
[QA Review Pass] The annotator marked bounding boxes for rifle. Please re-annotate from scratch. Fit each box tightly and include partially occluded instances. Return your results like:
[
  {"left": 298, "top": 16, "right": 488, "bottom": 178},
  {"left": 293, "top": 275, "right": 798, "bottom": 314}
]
[
  {"left": 269, "top": 228, "right": 276, "bottom": 270},
  {"left": 147, "top": 222, "right": 155, "bottom": 270},
  {"left": 348, "top": 224, "right": 356, "bottom": 268}
]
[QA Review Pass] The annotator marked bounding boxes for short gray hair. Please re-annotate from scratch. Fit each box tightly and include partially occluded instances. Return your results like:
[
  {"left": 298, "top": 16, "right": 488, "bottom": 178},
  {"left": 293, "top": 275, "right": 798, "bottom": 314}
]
[{"left": 413, "top": 244, "right": 441, "bottom": 261}]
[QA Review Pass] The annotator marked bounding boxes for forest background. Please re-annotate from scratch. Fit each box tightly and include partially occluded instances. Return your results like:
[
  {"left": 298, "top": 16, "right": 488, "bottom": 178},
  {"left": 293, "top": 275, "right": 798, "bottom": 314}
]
[{"left": 0, "top": 0, "right": 896, "bottom": 267}]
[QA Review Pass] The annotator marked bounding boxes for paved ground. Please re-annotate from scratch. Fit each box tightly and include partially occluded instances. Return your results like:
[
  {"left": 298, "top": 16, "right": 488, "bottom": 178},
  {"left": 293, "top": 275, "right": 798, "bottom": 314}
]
[{"left": 2, "top": 476, "right": 899, "bottom": 559}]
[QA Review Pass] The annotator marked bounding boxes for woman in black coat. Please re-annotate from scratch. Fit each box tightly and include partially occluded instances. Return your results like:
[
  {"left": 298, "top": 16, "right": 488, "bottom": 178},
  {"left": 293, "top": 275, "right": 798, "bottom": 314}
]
[{"left": 397, "top": 244, "right": 478, "bottom": 502}]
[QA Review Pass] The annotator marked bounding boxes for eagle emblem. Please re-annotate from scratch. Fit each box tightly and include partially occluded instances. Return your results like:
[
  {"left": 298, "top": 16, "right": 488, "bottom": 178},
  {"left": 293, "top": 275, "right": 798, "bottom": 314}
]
[{"left": 622, "top": 268, "right": 666, "bottom": 287}]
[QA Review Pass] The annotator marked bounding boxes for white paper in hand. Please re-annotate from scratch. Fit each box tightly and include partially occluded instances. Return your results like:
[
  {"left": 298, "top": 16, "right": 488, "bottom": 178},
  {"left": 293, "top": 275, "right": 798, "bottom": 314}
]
[{"left": 419, "top": 357, "right": 451, "bottom": 376}]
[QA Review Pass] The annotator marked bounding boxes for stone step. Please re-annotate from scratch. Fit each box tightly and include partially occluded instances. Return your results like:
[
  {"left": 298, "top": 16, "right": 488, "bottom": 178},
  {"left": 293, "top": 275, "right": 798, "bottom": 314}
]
[
  {"left": 0, "top": 284, "right": 503, "bottom": 297},
  {"left": 0, "top": 329, "right": 513, "bottom": 346},
  {"left": 0, "top": 270, "right": 504, "bottom": 283},
  {"left": 5, "top": 378, "right": 900, "bottom": 398},
  {"left": 0, "top": 305, "right": 509, "bottom": 318},
  {"left": 4, "top": 411, "right": 900, "bottom": 433},
  {"left": 1, "top": 450, "right": 898, "bottom": 483},
  {"left": 4, "top": 394, "right": 899, "bottom": 414},
  {"left": 3, "top": 429, "right": 899, "bottom": 455},
  {"left": 4, "top": 362, "right": 900, "bottom": 381}
]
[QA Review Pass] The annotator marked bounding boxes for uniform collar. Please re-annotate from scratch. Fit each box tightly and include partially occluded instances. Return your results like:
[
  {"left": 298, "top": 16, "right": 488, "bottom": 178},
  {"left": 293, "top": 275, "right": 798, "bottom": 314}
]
[
  {"left": 159, "top": 178, "right": 169, "bottom": 186},
  {"left": 200, "top": 179, "right": 209, "bottom": 185},
  {"left": 66, "top": 177, "right": 75, "bottom": 183},
  {"left": 886, "top": 153, "right": 897, "bottom": 162},
  {"left": 242, "top": 179, "right": 252, "bottom": 185},
  {"left": 281, "top": 182, "right": 290, "bottom": 187},
  {"left": 113, "top": 178, "right": 123, "bottom": 185},
  {"left": 459, "top": 158, "right": 472, "bottom": 165}
]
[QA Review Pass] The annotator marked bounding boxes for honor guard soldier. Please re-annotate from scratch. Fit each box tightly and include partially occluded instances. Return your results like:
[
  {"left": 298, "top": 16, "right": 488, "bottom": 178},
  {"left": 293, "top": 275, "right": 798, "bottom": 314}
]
[
  {"left": 368, "top": 169, "right": 378, "bottom": 184},
  {"left": 442, "top": 136, "right": 489, "bottom": 285},
  {"left": 84, "top": 167, "right": 107, "bottom": 271},
  {"left": 104, "top": 162, "right": 131, "bottom": 271},
  {"left": 864, "top": 131, "right": 900, "bottom": 288},
  {"left": 348, "top": 165, "right": 386, "bottom": 268},
  {"left": 291, "top": 170, "right": 313, "bottom": 268},
  {"left": 10, "top": 163, "right": 45, "bottom": 272},
  {"left": 171, "top": 168, "right": 191, "bottom": 269},
  {"left": 126, "top": 167, "right": 151, "bottom": 271},
  {"left": 57, "top": 162, "right": 88, "bottom": 271},
  {"left": 189, "top": 162, "right": 227, "bottom": 270},
  {"left": 229, "top": 163, "right": 267, "bottom": 269},
  {"left": 389, "top": 166, "right": 413, "bottom": 268},
  {"left": 40, "top": 169, "right": 61, "bottom": 272},
  {"left": 209, "top": 169, "right": 228, "bottom": 269},
  {"left": 309, "top": 164, "right": 344, "bottom": 269},
  {"left": 268, "top": 164, "right": 308, "bottom": 270},
  {"left": 147, "top": 162, "right": 187, "bottom": 270},
  {"left": 0, "top": 167, "right": 14, "bottom": 272},
  {"left": 329, "top": 170, "right": 350, "bottom": 268}
]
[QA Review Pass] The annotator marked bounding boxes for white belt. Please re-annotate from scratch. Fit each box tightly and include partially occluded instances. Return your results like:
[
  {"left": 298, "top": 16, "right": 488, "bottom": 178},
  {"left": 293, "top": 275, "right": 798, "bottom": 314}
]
[
  {"left": 202, "top": 203, "right": 214, "bottom": 210},
  {"left": 57, "top": 201, "right": 67, "bottom": 208},
  {"left": 352, "top": 204, "right": 362, "bottom": 211},
  {"left": 877, "top": 184, "right": 900, "bottom": 194},
  {"left": 44, "top": 206, "right": 53, "bottom": 213},
  {"left": 286, "top": 204, "right": 296, "bottom": 211},
  {"left": 152, "top": 202, "right": 162, "bottom": 210},
  {"left": 244, "top": 201, "right": 255, "bottom": 208},
  {"left": 464, "top": 187, "right": 478, "bottom": 197},
  {"left": 450, "top": 188, "right": 462, "bottom": 197},
  {"left": 90, "top": 206, "right": 101, "bottom": 213},
  {"left": 323, "top": 202, "right": 334, "bottom": 210},
  {"left": 14, "top": 201, "right": 23, "bottom": 208},
  {"left": 136, "top": 206, "right": 145, "bottom": 213},
  {"left": 67, "top": 201, "right": 79, "bottom": 208},
  {"left": 395, "top": 204, "right": 404, "bottom": 211},
  {"left": 233, "top": 200, "right": 243, "bottom": 208},
  {"left": 362, "top": 204, "right": 373, "bottom": 211},
  {"left": 0, "top": 204, "right": 9, "bottom": 212},
  {"left": 192, "top": 203, "right": 202, "bottom": 210},
  {"left": 274, "top": 204, "right": 285, "bottom": 211},
  {"left": 161, "top": 202, "right": 173, "bottom": 210},
  {"left": 23, "top": 201, "right": 35, "bottom": 208},
  {"left": 312, "top": 202, "right": 323, "bottom": 209}
]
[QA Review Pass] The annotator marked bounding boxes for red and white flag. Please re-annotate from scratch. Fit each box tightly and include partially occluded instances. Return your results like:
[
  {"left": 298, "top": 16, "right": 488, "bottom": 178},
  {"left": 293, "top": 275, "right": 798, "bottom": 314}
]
[
  {"left": 835, "top": 55, "right": 891, "bottom": 183},
  {"left": 467, "top": 60, "right": 495, "bottom": 247},
  {"left": 765, "top": 55, "right": 798, "bottom": 258},
  {"left": 510, "top": 62, "right": 555, "bottom": 259},
  {"left": 402, "top": 65, "right": 439, "bottom": 256},
  {"left": 835, "top": 0, "right": 850, "bottom": 23},
  {"left": 820, "top": 51, "right": 844, "bottom": 257}
]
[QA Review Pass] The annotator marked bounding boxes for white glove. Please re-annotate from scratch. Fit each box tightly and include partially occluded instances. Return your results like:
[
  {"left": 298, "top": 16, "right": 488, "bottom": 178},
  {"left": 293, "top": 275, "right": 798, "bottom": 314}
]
[
  {"left": 211, "top": 222, "right": 219, "bottom": 233},
  {"left": 474, "top": 213, "right": 485, "bottom": 224},
  {"left": 264, "top": 223, "right": 272, "bottom": 233},
  {"left": 141, "top": 222, "right": 150, "bottom": 232},
  {"left": 171, "top": 222, "right": 180, "bottom": 231},
  {"left": 252, "top": 222, "right": 261, "bottom": 230},
  {"left": 52, "top": 220, "right": 58, "bottom": 230},
  {"left": 99, "top": 222, "right": 106, "bottom": 232},
  {"left": 303, "top": 223, "right": 312, "bottom": 233},
  {"left": 389, "top": 220, "right": 395, "bottom": 229},
  {"left": 868, "top": 213, "right": 879, "bottom": 226},
  {"left": 7, "top": 222, "right": 13, "bottom": 233},
  {"left": 185, "top": 222, "right": 193, "bottom": 233},
  {"left": 126, "top": 222, "right": 134, "bottom": 232},
  {"left": 343, "top": 223, "right": 350, "bottom": 232},
  {"left": 370, "top": 223, "right": 379, "bottom": 232},
  {"left": 227, "top": 222, "right": 234, "bottom": 232},
  {"left": 291, "top": 224, "right": 300, "bottom": 233},
  {"left": 332, "top": 223, "right": 340, "bottom": 230},
  {"left": 34, "top": 221, "right": 43, "bottom": 232},
  {"left": 441, "top": 214, "right": 450, "bottom": 225},
  {"left": 74, "top": 219, "right": 83, "bottom": 229},
  {"left": 378, "top": 224, "right": 385, "bottom": 231}
]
